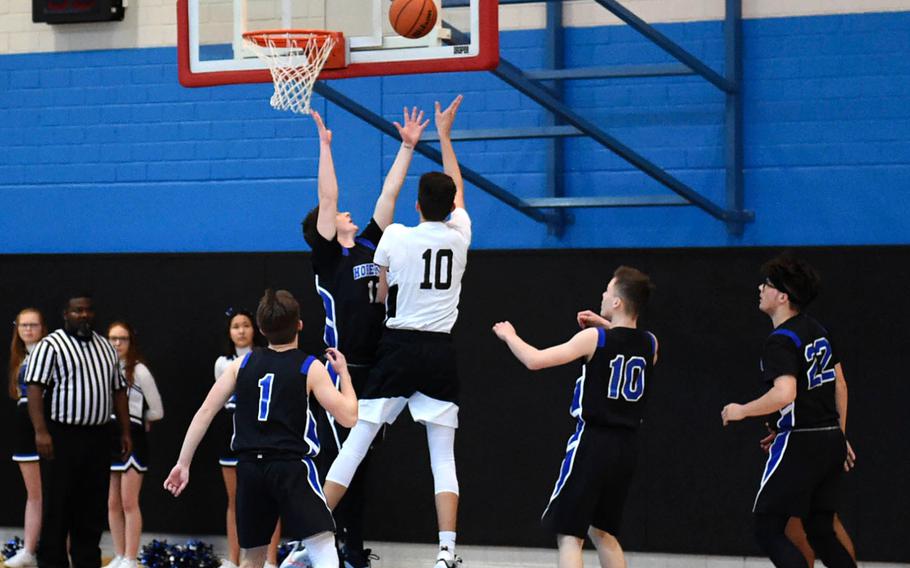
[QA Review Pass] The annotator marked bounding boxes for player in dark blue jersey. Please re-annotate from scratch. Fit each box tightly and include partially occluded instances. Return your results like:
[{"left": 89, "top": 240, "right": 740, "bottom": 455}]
[
  {"left": 301, "top": 107, "right": 428, "bottom": 568},
  {"left": 493, "top": 266, "right": 657, "bottom": 568},
  {"left": 165, "top": 289, "right": 358, "bottom": 568},
  {"left": 722, "top": 254, "right": 856, "bottom": 568}
]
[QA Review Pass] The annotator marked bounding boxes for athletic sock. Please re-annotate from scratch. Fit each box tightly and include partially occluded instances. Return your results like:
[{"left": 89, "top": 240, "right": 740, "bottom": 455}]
[{"left": 439, "top": 531, "right": 456, "bottom": 553}]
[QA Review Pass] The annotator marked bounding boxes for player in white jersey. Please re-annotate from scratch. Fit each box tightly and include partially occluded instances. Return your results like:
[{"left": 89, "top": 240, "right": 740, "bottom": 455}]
[{"left": 324, "top": 95, "right": 469, "bottom": 568}]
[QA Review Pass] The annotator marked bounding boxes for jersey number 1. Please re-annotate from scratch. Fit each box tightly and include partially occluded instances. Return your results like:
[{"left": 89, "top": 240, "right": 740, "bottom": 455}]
[
  {"left": 607, "top": 355, "right": 646, "bottom": 402},
  {"left": 258, "top": 373, "right": 274, "bottom": 421},
  {"left": 420, "top": 249, "right": 454, "bottom": 290}
]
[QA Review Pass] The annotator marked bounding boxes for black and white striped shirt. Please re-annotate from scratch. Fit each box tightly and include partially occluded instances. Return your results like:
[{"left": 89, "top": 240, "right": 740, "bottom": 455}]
[{"left": 25, "top": 329, "right": 126, "bottom": 426}]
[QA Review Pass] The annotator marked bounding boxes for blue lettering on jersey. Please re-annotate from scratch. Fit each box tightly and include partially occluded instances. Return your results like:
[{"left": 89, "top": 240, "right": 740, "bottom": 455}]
[{"left": 352, "top": 263, "right": 380, "bottom": 280}]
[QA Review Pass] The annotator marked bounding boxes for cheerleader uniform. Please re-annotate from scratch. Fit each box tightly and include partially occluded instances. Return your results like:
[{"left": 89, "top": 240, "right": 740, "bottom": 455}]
[
  {"left": 12, "top": 353, "right": 39, "bottom": 463},
  {"left": 110, "top": 362, "right": 164, "bottom": 473},
  {"left": 214, "top": 346, "right": 250, "bottom": 467}
]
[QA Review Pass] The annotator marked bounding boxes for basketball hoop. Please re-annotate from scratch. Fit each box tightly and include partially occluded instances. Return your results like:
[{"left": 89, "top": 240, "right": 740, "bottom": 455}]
[{"left": 242, "top": 30, "right": 345, "bottom": 115}]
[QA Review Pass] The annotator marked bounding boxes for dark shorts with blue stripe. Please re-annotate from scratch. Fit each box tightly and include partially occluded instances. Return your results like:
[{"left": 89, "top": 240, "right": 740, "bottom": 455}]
[
  {"left": 753, "top": 427, "right": 846, "bottom": 517},
  {"left": 235, "top": 454, "right": 335, "bottom": 548},
  {"left": 542, "top": 423, "right": 638, "bottom": 538}
]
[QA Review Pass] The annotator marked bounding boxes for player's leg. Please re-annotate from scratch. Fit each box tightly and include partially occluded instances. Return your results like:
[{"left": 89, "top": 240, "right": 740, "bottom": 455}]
[
  {"left": 324, "top": 418, "right": 387, "bottom": 509},
  {"left": 239, "top": 547, "right": 268, "bottom": 568},
  {"left": 427, "top": 422, "right": 459, "bottom": 561},
  {"left": 120, "top": 468, "right": 144, "bottom": 565},
  {"left": 803, "top": 512, "right": 855, "bottom": 568},
  {"left": 588, "top": 527, "right": 625, "bottom": 568},
  {"left": 784, "top": 518, "right": 814, "bottom": 566},
  {"left": 556, "top": 535, "right": 584, "bottom": 568},
  {"left": 223, "top": 466, "right": 241, "bottom": 566},
  {"left": 833, "top": 515, "right": 856, "bottom": 561},
  {"left": 754, "top": 513, "right": 809, "bottom": 568},
  {"left": 107, "top": 472, "right": 126, "bottom": 563},
  {"left": 265, "top": 522, "right": 281, "bottom": 568},
  {"left": 301, "top": 532, "right": 339, "bottom": 568}
]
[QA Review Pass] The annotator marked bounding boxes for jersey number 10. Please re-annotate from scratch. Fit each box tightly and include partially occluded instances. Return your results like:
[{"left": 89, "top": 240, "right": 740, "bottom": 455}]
[
  {"left": 607, "top": 355, "right": 646, "bottom": 402},
  {"left": 420, "top": 249, "right": 454, "bottom": 290}
]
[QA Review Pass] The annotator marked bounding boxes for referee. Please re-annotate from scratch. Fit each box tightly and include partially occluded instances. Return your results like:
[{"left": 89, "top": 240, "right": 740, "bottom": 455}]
[{"left": 25, "top": 293, "right": 132, "bottom": 568}]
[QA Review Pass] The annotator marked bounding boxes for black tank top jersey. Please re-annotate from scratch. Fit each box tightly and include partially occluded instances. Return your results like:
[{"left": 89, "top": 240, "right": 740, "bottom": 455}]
[
  {"left": 572, "top": 327, "right": 657, "bottom": 429},
  {"left": 310, "top": 219, "right": 385, "bottom": 365},
  {"left": 760, "top": 313, "right": 840, "bottom": 431},
  {"left": 230, "top": 348, "right": 320, "bottom": 458}
]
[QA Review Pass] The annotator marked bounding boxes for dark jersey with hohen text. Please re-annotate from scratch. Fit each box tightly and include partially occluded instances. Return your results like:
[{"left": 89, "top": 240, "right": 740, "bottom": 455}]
[
  {"left": 231, "top": 348, "right": 320, "bottom": 458},
  {"left": 309, "top": 219, "right": 385, "bottom": 365},
  {"left": 761, "top": 313, "right": 840, "bottom": 431},
  {"left": 572, "top": 327, "right": 657, "bottom": 429}
]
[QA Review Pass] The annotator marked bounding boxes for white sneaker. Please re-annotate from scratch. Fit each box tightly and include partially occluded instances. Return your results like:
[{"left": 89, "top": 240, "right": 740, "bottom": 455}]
[
  {"left": 219, "top": 561, "right": 239, "bottom": 568},
  {"left": 4, "top": 549, "right": 37, "bottom": 568},
  {"left": 264, "top": 563, "right": 278, "bottom": 568},
  {"left": 278, "top": 542, "right": 311, "bottom": 568},
  {"left": 119, "top": 559, "right": 138, "bottom": 568},
  {"left": 101, "top": 555, "right": 123, "bottom": 568},
  {"left": 434, "top": 547, "right": 462, "bottom": 568}
]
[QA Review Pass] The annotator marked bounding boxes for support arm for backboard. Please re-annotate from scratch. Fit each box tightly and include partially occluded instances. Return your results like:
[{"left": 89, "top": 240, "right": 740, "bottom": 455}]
[{"left": 313, "top": 83, "right": 562, "bottom": 228}]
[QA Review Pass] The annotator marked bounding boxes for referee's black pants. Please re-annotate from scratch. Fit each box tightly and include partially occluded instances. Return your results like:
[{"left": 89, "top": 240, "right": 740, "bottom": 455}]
[{"left": 38, "top": 422, "right": 111, "bottom": 568}]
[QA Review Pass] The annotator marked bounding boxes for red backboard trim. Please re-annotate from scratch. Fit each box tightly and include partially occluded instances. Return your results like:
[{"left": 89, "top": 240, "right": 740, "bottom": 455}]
[{"left": 177, "top": 0, "right": 499, "bottom": 87}]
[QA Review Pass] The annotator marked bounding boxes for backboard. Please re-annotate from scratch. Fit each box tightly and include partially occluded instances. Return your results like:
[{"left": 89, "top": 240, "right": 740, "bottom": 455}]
[{"left": 177, "top": 0, "right": 499, "bottom": 87}]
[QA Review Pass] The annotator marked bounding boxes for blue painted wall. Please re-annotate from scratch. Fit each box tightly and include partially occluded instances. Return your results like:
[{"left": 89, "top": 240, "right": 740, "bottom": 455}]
[{"left": 1, "top": 11, "right": 909, "bottom": 253}]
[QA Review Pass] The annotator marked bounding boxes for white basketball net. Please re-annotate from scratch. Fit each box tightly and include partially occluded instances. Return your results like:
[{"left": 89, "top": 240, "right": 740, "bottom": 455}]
[{"left": 244, "top": 32, "right": 336, "bottom": 115}]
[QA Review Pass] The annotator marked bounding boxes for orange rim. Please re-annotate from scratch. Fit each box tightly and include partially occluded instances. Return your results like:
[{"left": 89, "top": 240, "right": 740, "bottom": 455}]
[{"left": 242, "top": 29, "right": 339, "bottom": 48}]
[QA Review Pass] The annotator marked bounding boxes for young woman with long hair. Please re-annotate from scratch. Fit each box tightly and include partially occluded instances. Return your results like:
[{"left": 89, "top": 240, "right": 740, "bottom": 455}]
[
  {"left": 103, "top": 321, "right": 164, "bottom": 568},
  {"left": 6, "top": 308, "right": 47, "bottom": 568}
]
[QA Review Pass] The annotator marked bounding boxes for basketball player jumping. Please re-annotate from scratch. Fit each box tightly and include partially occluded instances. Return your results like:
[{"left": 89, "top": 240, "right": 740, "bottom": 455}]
[
  {"left": 493, "top": 267, "right": 658, "bottom": 568},
  {"left": 322, "top": 94, "right": 469, "bottom": 568},
  {"left": 164, "top": 289, "right": 358, "bottom": 568}
]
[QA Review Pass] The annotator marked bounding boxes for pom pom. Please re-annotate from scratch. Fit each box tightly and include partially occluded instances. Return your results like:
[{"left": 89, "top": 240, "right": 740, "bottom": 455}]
[
  {"left": 139, "top": 539, "right": 220, "bottom": 568},
  {"left": 2, "top": 537, "right": 24, "bottom": 560}
]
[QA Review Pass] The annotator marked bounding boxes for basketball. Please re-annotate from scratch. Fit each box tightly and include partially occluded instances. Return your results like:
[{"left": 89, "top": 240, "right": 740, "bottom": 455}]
[{"left": 389, "top": 0, "right": 438, "bottom": 39}]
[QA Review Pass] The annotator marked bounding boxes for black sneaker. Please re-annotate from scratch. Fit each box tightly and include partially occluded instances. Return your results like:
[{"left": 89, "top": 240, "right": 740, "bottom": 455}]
[{"left": 340, "top": 545, "right": 379, "bottom": 568}]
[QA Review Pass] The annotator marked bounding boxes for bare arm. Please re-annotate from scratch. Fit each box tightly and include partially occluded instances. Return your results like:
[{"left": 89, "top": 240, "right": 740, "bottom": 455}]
[
  {"left": 113, "top": 388, "right": 132, "bottom": 460},
  {"left": 164, "top": 359, "right": 240, "bottom": 496},
  {"left": 312, "top": 110, "right": 339, "bottom": 241},
  {"left": 373, "top": 107, "right": 430, "bottom": 229},
  {"left": 308, "top": 349, "right": 357, "bottom": 428},
  {"left": 435, "top": 95, "right": 465, "bottom": 210},
  {"left": 834, "top": 363, "right": 856, "bottom": 470},
  {"left": 721, "top": 375, "right": 797, "bottom": 426},
  {"left": 493, "top": 323, "right": 599, "bottom": 371}
]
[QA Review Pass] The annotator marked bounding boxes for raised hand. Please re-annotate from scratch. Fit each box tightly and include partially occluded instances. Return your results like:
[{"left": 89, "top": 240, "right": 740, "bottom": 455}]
[
  {"left": 577, "top": 310, "right": 610, "bottom": 330},
  {"left": 394, "top": 106, "right": 430, "bottom": 147},
  {"left": 325, "top": 347, "right": 349, "bottom": 377},
  {"left": 492, "top": 321, "right": 517, "bottom": 341},
  {"left": 311, "top": 110, "right": 332, "bottom": 145},
  {"left": 163, "top": 463, "right": 190, "bottom": 497},
  {"left": 434, "top": 94, "right": 463, "bottom": 139}
]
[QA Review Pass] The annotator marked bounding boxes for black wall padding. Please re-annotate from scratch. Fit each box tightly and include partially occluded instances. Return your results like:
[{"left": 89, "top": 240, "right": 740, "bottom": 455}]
[{"left": 1, "top": 248, "right": 907, "bottom": 561}]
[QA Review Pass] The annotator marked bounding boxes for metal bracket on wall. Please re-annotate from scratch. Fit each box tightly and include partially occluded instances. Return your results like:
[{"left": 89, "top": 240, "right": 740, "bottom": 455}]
[{"left": 316, "top": 0, "right": 751, "bottom": 236}]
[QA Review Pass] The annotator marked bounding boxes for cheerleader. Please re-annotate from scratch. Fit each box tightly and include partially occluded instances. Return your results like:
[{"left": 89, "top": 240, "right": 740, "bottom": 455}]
[
  {"left": 104, "top": 322, "right": 163, "bottom": 568},
  {"left": 5, "top": 308, "right": 46, "bottom": 568}
]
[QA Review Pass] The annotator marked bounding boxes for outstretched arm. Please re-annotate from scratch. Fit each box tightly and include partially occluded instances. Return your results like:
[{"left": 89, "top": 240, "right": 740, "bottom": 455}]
[
  {"left": 492, "top": 322, "right": 598, "bottom": 370},
  {"left": 435, "top": 95, "right": 465, "bottom": 210},
  {"left": 312, "top": 111, "right": 339, "bottom": 241},
  {"left": 309, "top": 349, "right": 358, "bottom": 428},
  {"left": 164, "top": 359, "right": 240, "bottom": 497},
  {"left": 373, "top": 106, "right": 430, "bottom": 230}
]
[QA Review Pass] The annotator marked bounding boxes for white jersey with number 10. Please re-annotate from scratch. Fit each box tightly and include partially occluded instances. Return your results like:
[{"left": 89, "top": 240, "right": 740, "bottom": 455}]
[{"left": 374, "top": 208, "right": 471, "bottom": 334}]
